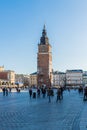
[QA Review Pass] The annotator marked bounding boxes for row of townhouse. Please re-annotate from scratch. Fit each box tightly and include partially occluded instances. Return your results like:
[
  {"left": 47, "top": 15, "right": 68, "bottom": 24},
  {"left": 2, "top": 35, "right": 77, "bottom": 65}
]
[
  {"left": 14, "top": 70, "right": 87, "bottom": 88},
  {"left": 53, "top": 70, "right": 87, "bottom": 88},
  {"left": 25, "top": 70, "right": 87, "bottom": 88}
]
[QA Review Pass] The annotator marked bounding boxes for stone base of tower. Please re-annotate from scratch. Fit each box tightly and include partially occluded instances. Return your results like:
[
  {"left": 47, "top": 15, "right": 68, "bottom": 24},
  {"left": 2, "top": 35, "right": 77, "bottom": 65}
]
[{"left": 37, "top": 74, "right": 52, "bottom": 88}]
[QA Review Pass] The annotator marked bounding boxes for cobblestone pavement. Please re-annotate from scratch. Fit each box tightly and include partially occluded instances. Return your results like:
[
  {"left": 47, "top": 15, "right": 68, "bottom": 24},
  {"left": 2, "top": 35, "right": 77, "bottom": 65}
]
[{"left": 0, "top": 89, "right": 87, "bottom": 130}]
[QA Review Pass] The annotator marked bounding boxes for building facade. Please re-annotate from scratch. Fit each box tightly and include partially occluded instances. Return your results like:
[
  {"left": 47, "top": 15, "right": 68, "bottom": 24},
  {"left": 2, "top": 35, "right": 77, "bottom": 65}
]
[
  {"left": 66, "top": 70, "right": 83, "bottom": 86},
  {"left": 83, "top": 71, "right": 87, "bottom": 86},
  {"left": 29, "top": 72, "right": 37, "bottom": 87},
  {"left": 0, "top": 67, "right": 15, "bottom": 87},
  {"left": 37, "top": 25, "right": 52, "bottom": 87},
  {"left": 53, "top": 71, "right": 66, "bottom": 88}
]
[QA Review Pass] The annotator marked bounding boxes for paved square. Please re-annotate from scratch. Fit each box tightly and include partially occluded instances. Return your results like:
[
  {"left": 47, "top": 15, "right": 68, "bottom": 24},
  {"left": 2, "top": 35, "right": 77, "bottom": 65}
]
[{"left": 0, "top": 89, "right": 87, "bottom": 130}]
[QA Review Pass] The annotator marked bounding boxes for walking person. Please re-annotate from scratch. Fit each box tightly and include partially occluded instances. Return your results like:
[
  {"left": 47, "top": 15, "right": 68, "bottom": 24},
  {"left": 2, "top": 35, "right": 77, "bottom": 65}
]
[
  {"left": 6, "top": 88, "right": 8, "bottom": 96},
  {"left": 83, "top": 86, "right": 87, "bottom": 101},
  {"left": 48, "top": 87, "right": 51, "bottom": 103},
  {"left": 42, "top": 88, "right": 46, "bottom": 98},
  {"left": 29, "top": 87, "right": 32, "bottom": 99},
  {"left": 60, "top": 87, "right": 63, "bottom": 99},
  {"left": 56, "top": 88, "right": 61, "bottom": 102},
  {"left": 2, "top": 87, "right": 5, "bottom": 96},
  {"left": 37, "top": 88, "right": 40, "bottom": 97}
]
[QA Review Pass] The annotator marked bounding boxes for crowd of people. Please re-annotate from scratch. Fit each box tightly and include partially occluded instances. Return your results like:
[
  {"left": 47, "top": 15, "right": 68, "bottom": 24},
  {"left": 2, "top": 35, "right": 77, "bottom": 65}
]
[
  {"left": 28, "top": 85, "right": 87, "bottom": 102},
  {"left": 2, "top": 87, "right": 20, "bottom": 96},
  {"left": 28, "top": 86, "right": 64, "bottom": 103},
  {"left": 1, "top": 85, "right": 87, "bottom": 102}
]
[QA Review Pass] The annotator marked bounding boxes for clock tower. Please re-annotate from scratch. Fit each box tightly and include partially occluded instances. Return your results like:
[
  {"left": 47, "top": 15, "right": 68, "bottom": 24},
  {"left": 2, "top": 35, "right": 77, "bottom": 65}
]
[{"left": 37, "top": 25, "right": 52, "bottom": 87}]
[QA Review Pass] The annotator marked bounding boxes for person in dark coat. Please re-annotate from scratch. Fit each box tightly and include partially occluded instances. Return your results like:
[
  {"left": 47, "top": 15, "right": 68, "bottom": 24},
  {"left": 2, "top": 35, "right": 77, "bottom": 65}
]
[
  {"left": 56, "top": 88, "right": 61, "bottom": 102},
  {"left": 6, "top": 88, "right": 8, "bottom": 96},
  {"left": 47, "top": 87, "right": 52, "bottom": 103},
  {"left": 37, "top": 88, "right": 40, "bottom": 97},
  {"left": 42, "top": 88, "right": 46, "bottom": 98},
  {"left": 29, "top": 87, "right": 32, "bottom": 98},
  {"left": 83, "top": 87, "right": 87, "bottom": 100},
  {"left": 60, "top": 87, "right": 63, "bottom": 99},
  {"left": 2, "top": 87, "right": 5, "bottom": 96}
]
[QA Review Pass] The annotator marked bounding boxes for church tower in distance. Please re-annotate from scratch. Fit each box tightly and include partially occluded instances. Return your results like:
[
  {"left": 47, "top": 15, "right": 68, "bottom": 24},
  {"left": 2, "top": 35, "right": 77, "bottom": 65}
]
[{"left": 37, "top": 25, "right": 52, "bottom": 87}]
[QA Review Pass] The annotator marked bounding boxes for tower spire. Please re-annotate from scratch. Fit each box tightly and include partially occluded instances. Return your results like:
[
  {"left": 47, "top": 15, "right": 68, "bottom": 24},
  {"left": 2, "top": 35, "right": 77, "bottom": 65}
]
[
  {"left": 42, "top": 24, "right": 47, "bottom": 37},
  {"left": 40, "top": 25, "right": 49, "bottom": 44},
  {"left": 43, "top": 24, "right": 46, "bottom": 30}
]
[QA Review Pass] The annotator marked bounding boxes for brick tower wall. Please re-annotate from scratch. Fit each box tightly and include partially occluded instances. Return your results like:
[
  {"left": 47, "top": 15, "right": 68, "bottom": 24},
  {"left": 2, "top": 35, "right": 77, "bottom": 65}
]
[{"left": 37, "top": 44, "right": 52, "bottom": 87}]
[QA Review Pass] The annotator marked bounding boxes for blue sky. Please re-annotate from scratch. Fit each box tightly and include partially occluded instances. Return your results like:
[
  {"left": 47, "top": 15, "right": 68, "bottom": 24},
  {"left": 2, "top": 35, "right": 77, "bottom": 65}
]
[{"left": 0, "top": 0, "right": 87, "bottom": 74}]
